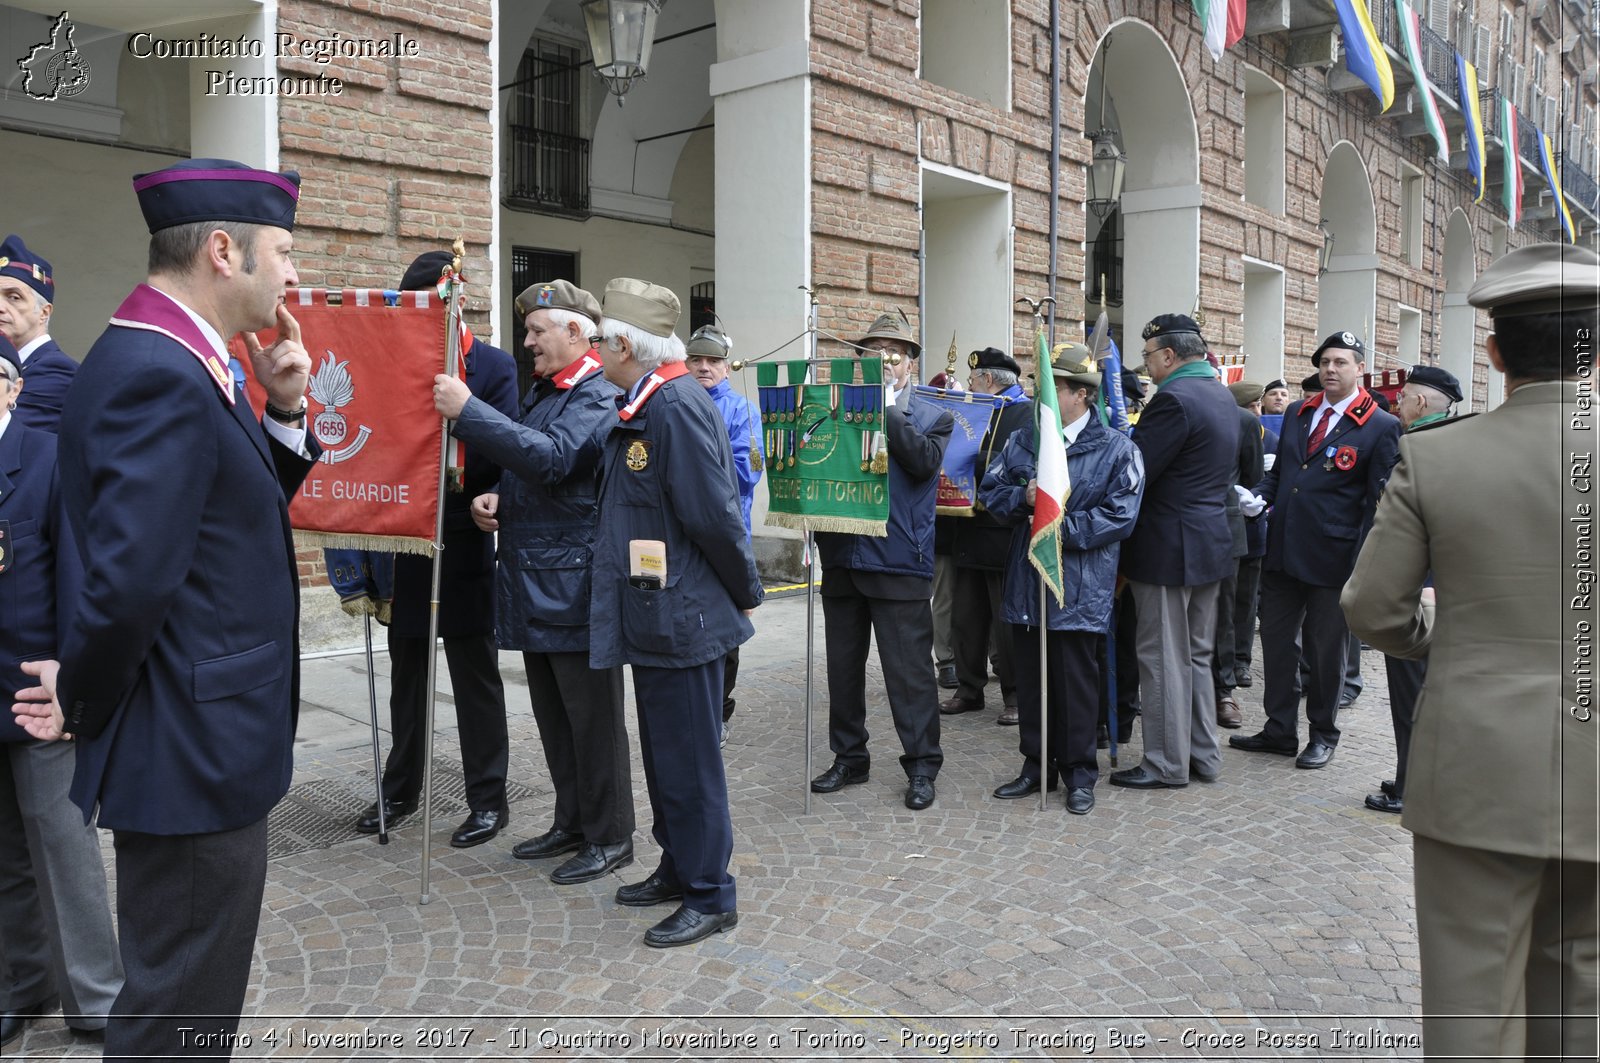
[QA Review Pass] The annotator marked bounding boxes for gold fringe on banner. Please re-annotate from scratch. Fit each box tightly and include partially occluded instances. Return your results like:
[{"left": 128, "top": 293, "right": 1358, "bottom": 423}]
[
  {"left": 297, "top": 531, "right": 437, "bottom": 556},
  {"left": 764, "top": 513, "right": 889, "bottom": 537},
  {"left": 935, "top": 504, "right": 977, "bottom": 517},
  {"left": 336, "top": 596, "right": 394, "bottom": 624}
]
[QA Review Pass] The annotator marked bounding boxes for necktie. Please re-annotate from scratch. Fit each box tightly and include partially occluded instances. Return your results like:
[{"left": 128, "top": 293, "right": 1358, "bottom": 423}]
[{"left": 1306, "top": 406, "right": 1335, "bottom": 458}]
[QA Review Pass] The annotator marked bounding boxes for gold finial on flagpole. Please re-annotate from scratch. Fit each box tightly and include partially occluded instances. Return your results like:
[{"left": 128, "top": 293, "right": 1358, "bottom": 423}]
[{"left": 945, "top": 330, "right": 958, "bottom": 378}]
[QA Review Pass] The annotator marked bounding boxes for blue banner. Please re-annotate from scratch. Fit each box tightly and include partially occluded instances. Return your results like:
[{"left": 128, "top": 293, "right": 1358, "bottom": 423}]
[{"left": 913, "top": 386, "right": 1001, "bottom": 515}]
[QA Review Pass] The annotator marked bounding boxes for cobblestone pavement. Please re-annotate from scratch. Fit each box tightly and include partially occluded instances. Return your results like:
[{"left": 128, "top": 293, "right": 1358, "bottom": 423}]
[{"left": 17, "top": 591, "right": 1425, "bottom": 1060}]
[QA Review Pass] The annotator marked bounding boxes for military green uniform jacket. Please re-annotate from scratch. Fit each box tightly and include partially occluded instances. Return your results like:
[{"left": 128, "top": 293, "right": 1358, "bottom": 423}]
[{"left": 1342, "top": 380, "right": 1598, "bottom": 861}]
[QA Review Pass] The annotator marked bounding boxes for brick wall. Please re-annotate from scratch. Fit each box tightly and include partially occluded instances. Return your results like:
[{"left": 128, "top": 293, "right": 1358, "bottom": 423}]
[
  {"left": 810, "top": 0, "right": 1596, "bottom": 406},
  {"left": 278, "top": 0, "right": 497, "bottom": 586}
]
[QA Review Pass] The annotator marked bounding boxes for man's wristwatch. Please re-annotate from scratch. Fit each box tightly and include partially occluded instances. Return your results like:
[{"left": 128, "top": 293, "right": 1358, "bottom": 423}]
[{"left": 265, "top": 397, "right": 308, "bottom": 424}]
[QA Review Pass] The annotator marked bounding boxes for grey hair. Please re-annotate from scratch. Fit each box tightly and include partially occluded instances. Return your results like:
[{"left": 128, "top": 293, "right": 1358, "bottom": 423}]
[
  {"left": 31, "top": 288, "right": 49, "bottom": 311},
  {"left": 1162, "top": 332, "right": 1209, "bottom": 361},
  {"left": 1412, "top": 384, "right": 1453, "bottom": 412},
  {"left": 529, "top": 306, "right": 595, "bottom": 342},
  {"left": 601, "top": 317, "right": 685, "bottom": 371},
  {"left": 0, "top": 359, "right": 18, "bottom": 384},
  {"left": 978, "top": 367, "right": 1018, "bottom": 390}
]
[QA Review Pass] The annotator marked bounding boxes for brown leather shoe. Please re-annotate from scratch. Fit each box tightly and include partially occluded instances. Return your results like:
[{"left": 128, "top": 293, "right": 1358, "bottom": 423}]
[
  {"left": 996, "top": 707, "right": 1019, "bottom": 726},
  {"left": 1216, "top": 695, "right": 1243, "bottom": 729},
  {"left": 939, "top": 696, "right": 982, "bottom": 716}
]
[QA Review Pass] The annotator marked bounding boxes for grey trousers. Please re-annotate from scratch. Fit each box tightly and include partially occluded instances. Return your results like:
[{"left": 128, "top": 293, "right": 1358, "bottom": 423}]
[
  {"left": 1413, "top": 835, "right": 1598, "bottom": 1061},
  {"left": 0, "top": 739, "right": 122, "bottom": 1027},
  {"left": 931, "top": 554, "right": 955, "bottom": 665},
  {"left": 1128, "top": 580, "right": 1222, "bottom": 784}
]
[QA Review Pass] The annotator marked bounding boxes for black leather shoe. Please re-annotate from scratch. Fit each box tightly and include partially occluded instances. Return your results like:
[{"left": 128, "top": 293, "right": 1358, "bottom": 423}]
[
  {"left": 354, "top": 797, "right": 418, "bottom": 834},
  {"left": 1379, "top": 778, "right": 1398, "bottom": 797},
  {"left": 1117, "top": 717, "right": 1136, "bottom": 743},
  {"left": 939, "top": 695, "right": 983, "bottom": 715},
  {"left": 1364, "top": 791, "right": 1403, "bottom": 814},
  {"left": 1065, "top": 787, "right": 1095, "bottom": 814},
  {"left": 1295, "top": 740, "right": 1337, "bottom": 769},
  {"left": 810, "top": 762, "right": 869, "bottom": 793},
  {"left": 615, "top": 871, "right": 684, "bottom": 908},
  {"left": 68, "top": 1025, "right": 106, "bottom": 1043},
  {"left": 512, "top": 826, "right": 584, "bottom": 860},
  {"left": 550, "top": 840, "right": 634, "bottom": 884},
  {"left": 1108, "top": 766, "right": 1186, "bottom": 789},
  {"left": 0, "top": 995, "right": 59, "bottom": 1048},
  {"left": 993, "top": 775, "right": 1056, "bottom": 799},
  {"left": 643, "top": 905, "right": 737, "bottom": 948},
  {"left": 1228, "top": 731, "right": 1298, "bottom": 756},
  {"left": 1189, "top": 761, "right": 1219, "bottom": 783},
  {"left": 1096, "top": 725, "right": 1109, "bottom": 750},
  {"left": 450, "top": 808, "right": 507, "bottom": 848},
  {"left": 1339, "top": 692, "right": 1359, "bottom": 709},
  {"left": 1235, "top": 673, "right": 1253, "bottom": 688},
  {"left": 937, "top": 663, "right": 957, "bottom": 689},
  {"left": 905, "top": 775, "right": 935, "bottom": 810}
]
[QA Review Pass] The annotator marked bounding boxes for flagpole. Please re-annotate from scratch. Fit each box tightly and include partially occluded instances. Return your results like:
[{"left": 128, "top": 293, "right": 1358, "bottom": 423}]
[
  {"left": 1019, "top": 295, "right": 1054, "bottom": 814},
  {"left": 419, "top": 237, "right": 466, "bottom": 904},
  {"left": 1097, "top": 278, "right": 1119, "bottom": 766},
  {"left": 364, "top": 615, "right": 389, "bottom": 844},
  {"left": 802, "top": 284, "right": 818, "bottom": 815}
]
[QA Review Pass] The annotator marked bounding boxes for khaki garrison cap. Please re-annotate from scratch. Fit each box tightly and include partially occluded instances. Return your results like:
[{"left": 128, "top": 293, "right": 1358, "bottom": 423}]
[
  {"left": 1229, "top": 380, "right": 1265, "bottom": 406},
  {"left": 1468, "top": 242, "right": 1600, "bottom": 319},
  {"left": 603, "top": 278, "right": 681, "bottom": 337},
  {"left": 515, "top": 279, "right": 602, "bottom": 324}
]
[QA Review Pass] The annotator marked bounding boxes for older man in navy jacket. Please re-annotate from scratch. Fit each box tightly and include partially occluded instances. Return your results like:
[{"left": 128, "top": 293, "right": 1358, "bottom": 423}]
[
  {"left": 15, "top": 158, "right": 318, "bottom": 1057},
  {"left": 590, "top": 278, "right": 762, "bottom": 949},
  {"left": 1231, "top": 332, "right": 1400, "bottom": 769},
  {"left": 1110, "top": 314, "right": 1239, "bottom": 791},
  {"left": 0, "top": 236, "right": 76, "bottom": 434},
  {"left": 811, "top": 313, "right": 955, "bottom": 812}
]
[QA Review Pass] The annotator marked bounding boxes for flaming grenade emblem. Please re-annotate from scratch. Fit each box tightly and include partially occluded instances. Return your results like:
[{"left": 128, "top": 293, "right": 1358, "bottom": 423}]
[{"left": 308, "top": 351, "right": 373, "bottom": 464}]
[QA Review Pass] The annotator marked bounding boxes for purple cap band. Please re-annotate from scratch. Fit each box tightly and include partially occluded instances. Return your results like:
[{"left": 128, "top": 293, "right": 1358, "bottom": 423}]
[{"left": 132, "top": 168, "right": 301, "bottom": 200}]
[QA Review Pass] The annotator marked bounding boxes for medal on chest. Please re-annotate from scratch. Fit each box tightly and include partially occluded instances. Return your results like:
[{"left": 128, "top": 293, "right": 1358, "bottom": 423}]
[{"left": 625, "top": 439, "right": 650, "bottom": 472}]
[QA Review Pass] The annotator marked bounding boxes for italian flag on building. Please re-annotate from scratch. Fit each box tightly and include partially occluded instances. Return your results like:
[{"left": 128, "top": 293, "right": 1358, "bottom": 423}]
[
  {"left": 1028, "top": 324, "right": 1070, "bottom": 607},
  {"left": 1193, "top": 0, "right": 1246, "bottom": 60}
]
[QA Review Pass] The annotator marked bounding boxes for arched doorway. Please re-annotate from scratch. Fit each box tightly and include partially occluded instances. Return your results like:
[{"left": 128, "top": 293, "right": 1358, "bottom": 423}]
[
  {"left": 1317, "top": 142, "right": 1377, "bottom": 345},
  {"left": 1083, "top": 21, "right": 1200, "bottom": 344},
  {"left": 1437, "top": 209, "right": 1477, "bottom": 408}
]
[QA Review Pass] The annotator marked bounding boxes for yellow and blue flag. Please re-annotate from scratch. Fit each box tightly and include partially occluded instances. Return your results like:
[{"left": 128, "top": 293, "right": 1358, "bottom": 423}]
[
  {"left": 1333, "top": 0, "right": 1395, "bottom": 112},
  {"left": 1456, "top": 54, "right": 1486, "bottom": 203}
]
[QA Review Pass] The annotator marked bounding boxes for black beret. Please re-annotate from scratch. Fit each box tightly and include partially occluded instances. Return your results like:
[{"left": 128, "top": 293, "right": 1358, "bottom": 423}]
[
  {"left": 1264, "top": 378, "right": 1289, "bottom": 393},
  {"left": 1301, "top": 373, "right": 1323, "bottom": 392},
  {"left": 967, "top": 346, "right": 1021, "bottom": 375},
  {"left": 133, "top": 157, "right": 300, "bottom": 234},
  {"left": 1311, "top": 330, "right": 1366, "bottom": 367},
  {"left": 1407, "top": 364, "right": 1463, "bottom": 403},
  {"left": 400, "top": 250, "right": 457, "bottom": 292},
  {"left": 1141, "top": 314, "right": 1204, "bottom": 341},
  {"left": 1120, "top": 368, "right": 1147, "bottom": 400},
  {"left": 1370, "top": 390, "right": 1391, "bottom": 412}
]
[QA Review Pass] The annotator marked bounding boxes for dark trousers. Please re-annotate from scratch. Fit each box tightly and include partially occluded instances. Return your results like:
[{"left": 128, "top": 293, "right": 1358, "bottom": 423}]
[
  {"left": 951, "top": 565, "right": 1013, "bottom": 703},
  {"left": 633, "top": 661, "right": 735, "bottom": 914},
  {"left": 523, "top": 651, "right": 633, "bottom": 846},
  {"left": 1233, "top": 556, "right": 1263, "bottom": 676},
  {"left": 1098, "top": 587, "right": 1140, "bottom": 731},
  {"left": 105, "top": 818, "right": 267, "bottom": 1061},
  {"left": 1383, "top": 653, "right": 1427, "bottom": 797},
  {"left": 1259, "top": 570, "right": 1348, "bottom": 747},
  {"left": 1011, "top": 624, "right": 1101, "bottom": 789},
  {"left": 823, "top": 590, "right": 943, "bottom": 779},
  {"left": 383, "top": 632, "right": 508, "bottom": 812},
  {"left": 722, "top": 646, "right": 740, "bottom": 722},
  {"left": 1212, "top": 558, "right": 1242, "bottom": 692}
]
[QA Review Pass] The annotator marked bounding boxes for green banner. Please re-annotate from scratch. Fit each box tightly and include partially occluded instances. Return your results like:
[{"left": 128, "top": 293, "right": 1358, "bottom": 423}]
[{"left": 757, "top": 358, "right": 890, "bottom": 536}]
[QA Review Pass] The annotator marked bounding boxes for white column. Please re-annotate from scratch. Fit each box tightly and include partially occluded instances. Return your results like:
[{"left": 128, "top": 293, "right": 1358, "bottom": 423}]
[{"left": 1119, "top": 183, "right": 1202, "bottom": 340}]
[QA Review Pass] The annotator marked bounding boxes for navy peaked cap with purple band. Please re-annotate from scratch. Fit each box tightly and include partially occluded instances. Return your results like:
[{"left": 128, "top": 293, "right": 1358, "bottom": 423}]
[
  {"left": 133, "top": 157, "right": 301, "bottom": 234},
  {"left": 0, "top": 235, "right": 54, "bottom": 303}
]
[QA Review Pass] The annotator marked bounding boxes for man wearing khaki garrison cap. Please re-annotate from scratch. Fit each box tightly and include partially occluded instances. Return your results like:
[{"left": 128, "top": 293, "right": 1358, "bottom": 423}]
[
  {"left": 1343, "top": 242, "right": 1600, "bottom": 1060},
  {"left": 589, "top": 278, "right": 763, "bottom": 948},
  {"left": 434, "top": 278, "right": 637, "bottom": 886}
]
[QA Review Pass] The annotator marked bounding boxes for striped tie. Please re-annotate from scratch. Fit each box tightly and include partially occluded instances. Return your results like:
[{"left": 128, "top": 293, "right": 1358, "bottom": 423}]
[{"left": 1306, "top": 406, "right": 1335, "bottom": 458}]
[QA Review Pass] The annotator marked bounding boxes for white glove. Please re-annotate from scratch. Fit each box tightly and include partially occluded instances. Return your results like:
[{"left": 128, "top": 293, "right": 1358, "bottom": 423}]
[
  {"left": 884, "top": 383, "right": 898, "bottom": 408},
  {"left": 1263, "top": 452, "right": 1277, "bottom": 472},
  {"left": 1235, "top": 485, "right": 1267, "bottom": 518}
]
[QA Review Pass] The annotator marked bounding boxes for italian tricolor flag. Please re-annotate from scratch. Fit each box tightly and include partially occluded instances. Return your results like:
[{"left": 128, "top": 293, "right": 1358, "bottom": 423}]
[
  {"left": 1028, "top": 324, "right": 1069, "bottom": 607},
  {"left": 1502, "top": 96, "right": 1523, "bottom": 229},
  {"left": 1193, "top": 0, "right": 1246, "bottom": 61}
]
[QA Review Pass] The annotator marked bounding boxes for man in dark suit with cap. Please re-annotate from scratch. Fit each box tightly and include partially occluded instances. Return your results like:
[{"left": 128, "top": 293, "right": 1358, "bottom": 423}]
[
  {"left": 812, "top": 312, "right": 954, "bottom": 811},
  {"left": 0, "top": 236, "right": 76, "bottom": 433},
  {"left": 942, "top": 346, "right": 1031, "bottom": 724},
  {"left": 1110, "top": 314, "right": 1239, "bottom": 790},
  {"left": 1360, "top": 363, "right": 1463, "bottom": 816},
  {"left": 354, "top": 251, "right": 518, "bottom": 847},
  {"left": 1231, "top": 331, "right": 1400, "bottom": 769},
  {"left": 13, "top": 157, "right": 317, "bottom": 1057}
]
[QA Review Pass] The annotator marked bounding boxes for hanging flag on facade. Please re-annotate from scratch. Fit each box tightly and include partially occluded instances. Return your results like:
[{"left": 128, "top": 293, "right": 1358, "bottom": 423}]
[
  {"left": 1027, "top": 323, "right": 1069, "bottom": 606},
  {"left": 1457, "top": 54, "right": 1487, "bottom": 203},
  {"left": 1396, "top": 0, "right": 1448, "bottom": 163},
  {"left": 1333, "top": 0, "right": 1395, "bottom": 112},
  {"left": 1501, "top": 96, "right": 1523, "bottom": 228},
  {"left": 1537, "top": 130, "right": 1578, "bottom": 243},
  {"left": 1191, "top": 0, "right": 1246, "bottom": 61}
]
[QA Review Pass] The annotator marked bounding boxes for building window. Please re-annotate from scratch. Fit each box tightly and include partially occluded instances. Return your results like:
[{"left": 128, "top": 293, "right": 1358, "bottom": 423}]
[
  {"left": 689, "top": 282, "right": 716, "bottom": 331},
  {"left": 1244, "top": 68, "right": 1286, "bottom": 215},
  {"left": 920, "top": 0, "right": 1009, "bottom": 111},
  {"left": 1400, "top": 164, "right": 1424, "bottom": 268},
  {"left": 1087, "top": 209, "right": 1123, "bottom": 308},
  {"left": 1397, "top": 304, "right": 1422, "bottom": 364},
  {"left": 506, "top": 39, "right": 590, "bottom": 214},
  {"left": 509, "top": 246, "right": 579, "bottom": 380}
]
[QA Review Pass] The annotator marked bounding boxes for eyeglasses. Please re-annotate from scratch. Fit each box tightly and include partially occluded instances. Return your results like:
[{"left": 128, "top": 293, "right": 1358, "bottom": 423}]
[{"left": 861, "top": 343, "right": 899, "bottom": 354}]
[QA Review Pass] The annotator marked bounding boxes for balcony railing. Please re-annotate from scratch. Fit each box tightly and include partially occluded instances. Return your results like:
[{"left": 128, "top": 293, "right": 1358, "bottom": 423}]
[
  {"left": 505, "top": 128, "right": 590, "bottom": 214},
  {"left": 1558, "top": 152, "right": 1600, "bottom": 217},
  {"left": 1478, "top": 86, "right": 1502, "bottom": 140},
  {"left": 1416, "top": 22, "right": 1458, "bottom": 98},
  {"left": 1519, "top": 112, "right": 1542, "bottom": 166}
]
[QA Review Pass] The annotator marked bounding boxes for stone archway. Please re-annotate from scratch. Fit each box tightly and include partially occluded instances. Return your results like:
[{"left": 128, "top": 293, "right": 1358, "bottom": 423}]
[
  {"left": 1084, "top": 19, "right": 1200, "bottom": 342},
  {"left": 1437, "top": 209, "right": 1477, "bottom": 407},
  {"left": 1317, "top": 141, "right": 1377, "bottom": 343}
]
